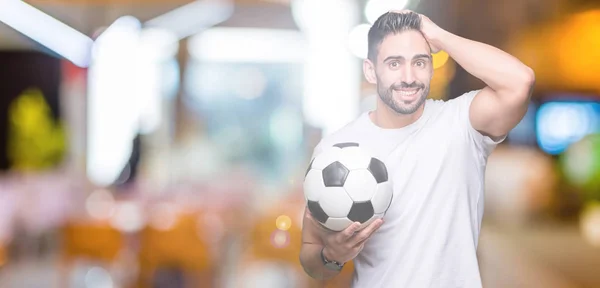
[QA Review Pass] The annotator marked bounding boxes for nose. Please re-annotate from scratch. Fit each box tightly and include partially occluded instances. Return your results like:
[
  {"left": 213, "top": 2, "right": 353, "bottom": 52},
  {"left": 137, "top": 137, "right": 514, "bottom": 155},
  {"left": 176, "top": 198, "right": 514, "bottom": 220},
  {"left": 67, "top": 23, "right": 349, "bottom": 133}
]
[{"left": 401, "top": 65, "right": 416, "bottom": 84}]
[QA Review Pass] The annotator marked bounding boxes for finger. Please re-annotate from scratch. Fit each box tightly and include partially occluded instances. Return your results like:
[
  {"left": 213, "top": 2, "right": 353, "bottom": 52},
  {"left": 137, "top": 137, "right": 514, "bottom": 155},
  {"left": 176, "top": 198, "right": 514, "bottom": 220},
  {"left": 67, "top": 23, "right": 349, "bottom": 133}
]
[
  {"left": 341, "top": 222, "right": 362, "bottom": 240},
  {"left": 352, "top": 219, "right": 384, "bottom": 244}
]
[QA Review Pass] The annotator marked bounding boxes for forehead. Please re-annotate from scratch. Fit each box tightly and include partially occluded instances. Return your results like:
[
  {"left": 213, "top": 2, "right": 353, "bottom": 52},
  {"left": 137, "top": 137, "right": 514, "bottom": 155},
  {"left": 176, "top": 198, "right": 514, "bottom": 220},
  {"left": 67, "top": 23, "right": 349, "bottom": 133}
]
[{"left": 377, "top": 30, "right": 431, "bottom": 63}]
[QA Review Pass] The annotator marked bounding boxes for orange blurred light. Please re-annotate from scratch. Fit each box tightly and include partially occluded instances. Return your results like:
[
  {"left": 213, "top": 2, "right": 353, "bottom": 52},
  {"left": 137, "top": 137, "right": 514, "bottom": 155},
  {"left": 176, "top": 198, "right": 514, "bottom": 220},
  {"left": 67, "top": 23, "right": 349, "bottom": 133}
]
[
  {"left": 432, "top": 51, "right": 449, "bottom": 70},
  {"left": 275, "top": 215, "right": 292, "bottom": 231}
]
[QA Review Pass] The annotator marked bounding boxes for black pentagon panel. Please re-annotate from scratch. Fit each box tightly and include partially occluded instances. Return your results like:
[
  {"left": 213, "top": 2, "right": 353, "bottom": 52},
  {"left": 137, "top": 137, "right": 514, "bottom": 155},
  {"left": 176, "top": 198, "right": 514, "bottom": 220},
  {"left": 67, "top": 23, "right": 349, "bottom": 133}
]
[
  {"left": 348, "top": 201, "right": 375, "bottom": 223},
  {"left": 305, "top": 158, "right": 314, "bottom": 178},
  {"left": 307, "top": 200, "right": 329, "bottom": 223},
  {"left": 322, "top": 162, "right": 349, "bottom": 187},
  {"left": 368, "top": 158, "right": 388, "bottom": 183},
  {"left": 333, "top": 142, "right": 359, "bottom": 149}
]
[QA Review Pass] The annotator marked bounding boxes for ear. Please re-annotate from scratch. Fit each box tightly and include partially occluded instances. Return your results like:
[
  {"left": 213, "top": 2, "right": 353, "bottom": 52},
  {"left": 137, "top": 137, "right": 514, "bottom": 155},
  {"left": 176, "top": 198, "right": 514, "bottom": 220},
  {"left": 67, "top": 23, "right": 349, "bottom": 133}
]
[{"left": 363, "top": 58, "right": 377, "bottom": 84}]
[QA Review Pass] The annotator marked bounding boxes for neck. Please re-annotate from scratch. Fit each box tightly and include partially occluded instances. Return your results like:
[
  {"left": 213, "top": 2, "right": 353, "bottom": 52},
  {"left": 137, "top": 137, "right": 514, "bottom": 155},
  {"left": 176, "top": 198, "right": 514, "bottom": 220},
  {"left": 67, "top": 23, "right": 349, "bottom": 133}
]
[{"left": 370, "top": 99, "right": 425, "bottom": 129}]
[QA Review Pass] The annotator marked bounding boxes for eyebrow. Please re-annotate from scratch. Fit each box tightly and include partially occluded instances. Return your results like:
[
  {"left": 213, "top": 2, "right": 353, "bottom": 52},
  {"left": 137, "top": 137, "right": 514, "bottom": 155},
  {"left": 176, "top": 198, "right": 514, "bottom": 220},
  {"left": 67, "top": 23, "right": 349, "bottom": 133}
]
[{"left": 383, "top": 54, "right": 432, "bottom": 62}]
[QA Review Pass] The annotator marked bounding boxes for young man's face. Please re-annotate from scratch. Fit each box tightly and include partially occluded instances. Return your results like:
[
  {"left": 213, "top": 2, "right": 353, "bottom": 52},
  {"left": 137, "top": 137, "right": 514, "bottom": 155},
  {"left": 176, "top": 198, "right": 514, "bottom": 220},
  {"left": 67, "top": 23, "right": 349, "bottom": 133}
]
[{"left": 367, "top": 30, "right": 433, "bottom": 115}]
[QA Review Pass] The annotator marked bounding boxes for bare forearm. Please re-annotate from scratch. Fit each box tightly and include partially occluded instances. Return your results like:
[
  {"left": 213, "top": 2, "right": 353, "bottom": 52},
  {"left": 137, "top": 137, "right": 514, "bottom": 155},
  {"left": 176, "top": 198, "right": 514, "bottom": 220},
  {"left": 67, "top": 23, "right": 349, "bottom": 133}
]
[
  {"left": 431, "top": 30, "right": 534, "bottom": 93},
  {"left": 300, "top": 244, "right": 341, "bottom": 280}
]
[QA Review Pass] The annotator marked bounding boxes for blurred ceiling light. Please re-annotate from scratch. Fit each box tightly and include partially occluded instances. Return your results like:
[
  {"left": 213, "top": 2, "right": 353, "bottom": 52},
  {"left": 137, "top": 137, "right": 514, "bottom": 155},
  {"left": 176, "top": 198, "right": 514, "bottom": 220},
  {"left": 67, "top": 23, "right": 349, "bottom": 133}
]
[
  {"left": 291, "top": 0, "right": 361, "bottom": 136},
  {"left": 144, "top": 0, "right": 234, "bottom": 40},
  {"left": 348, "top": 24, "right": 371, "bottom": 59},
  {"left": 188, "top": 28, "right": 306, "bottom": 63},
  {"left": 87, "top": 16, "right": 142, "bottom": 187},
  {"left": 365, "top": 0, "right": 410, "bottom": 24},
  {"left": 138, "top": 28, "right": 179, "bottom": 62},
  {"left": 0, "top": 0, "right": 93, "bottom": 67}
]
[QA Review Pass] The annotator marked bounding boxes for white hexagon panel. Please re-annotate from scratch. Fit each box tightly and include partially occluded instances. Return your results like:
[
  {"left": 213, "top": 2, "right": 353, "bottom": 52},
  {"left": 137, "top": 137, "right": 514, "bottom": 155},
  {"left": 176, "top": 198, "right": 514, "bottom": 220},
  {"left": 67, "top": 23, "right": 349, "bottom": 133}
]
[
  {"left": 324, "top": 217, "right": 353, "bottom": 232},
  {"left": 344, "top": 169, "right": 378, "bottom": 202},
  {"left": 303, "top": 169, "right": 325, "bottom": 202},
  {"left": 318, "top": 187, "right": 353, "bottom": 218}
]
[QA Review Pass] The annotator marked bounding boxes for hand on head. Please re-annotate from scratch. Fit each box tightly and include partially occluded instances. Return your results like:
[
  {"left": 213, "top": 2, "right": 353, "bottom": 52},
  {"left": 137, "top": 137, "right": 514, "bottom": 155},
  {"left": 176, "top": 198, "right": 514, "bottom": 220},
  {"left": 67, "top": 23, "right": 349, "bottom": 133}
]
[{"left": 389, "top": 9, "right": 442, "bottom": 53}]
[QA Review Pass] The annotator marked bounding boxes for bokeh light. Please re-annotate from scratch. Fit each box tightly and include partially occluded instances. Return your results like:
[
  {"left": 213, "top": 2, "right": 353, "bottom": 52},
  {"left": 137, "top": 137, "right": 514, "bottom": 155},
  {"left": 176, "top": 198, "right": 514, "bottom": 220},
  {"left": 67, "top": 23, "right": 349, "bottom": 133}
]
[
  {"left": 84, "top": 266, "right": 114, "bottom": 288},
  {"left": 85, "top": 189, "right": 116, "bottom": 220},
  {"left": 270, "top": 230, "right": 290, "bottom": 248},
  {"left": 149, "top": 202, "right": 179, "bottom": 231},
  {"left": 580, "top": 202, "right": 600, "bottom": 247},
  {"left": 561, "top": 134, "right": 600, "bottom": 198},
  {"left": 365, "top": 0, "right": 410, "bottom": 24},
  {"left": 536, "top": 102, "right": 600, "bottom": 155},
  {"left": 348, "top": 24, "right": 371, "bottom": 59},
  {"left": 109, "top": 201, "right": 144, "bottom": 233},
  {"left": 275, "top": 215, "right": 292, "bottom": 231},
  {"left": 432, "top": 51, "right": 449, "bottom": 69}
]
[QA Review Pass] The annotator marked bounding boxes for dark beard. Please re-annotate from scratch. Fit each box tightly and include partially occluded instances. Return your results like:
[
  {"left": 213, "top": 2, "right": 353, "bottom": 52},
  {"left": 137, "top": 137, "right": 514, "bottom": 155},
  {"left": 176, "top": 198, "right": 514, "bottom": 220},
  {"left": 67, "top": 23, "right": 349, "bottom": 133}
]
[{"left": 377, "top": 81, "right": 429, "bottom": 115}]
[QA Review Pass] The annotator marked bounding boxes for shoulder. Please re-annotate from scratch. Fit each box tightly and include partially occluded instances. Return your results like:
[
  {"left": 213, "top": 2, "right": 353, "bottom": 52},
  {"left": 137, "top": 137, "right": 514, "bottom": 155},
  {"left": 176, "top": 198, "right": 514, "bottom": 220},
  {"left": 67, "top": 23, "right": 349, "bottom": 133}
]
[
  {"left": 421, "top": 91, "right": 482, "bottom": 124},
  {"left": 440, "top": 90, "right": 505, "bottom": 156},
  {"left": 442, "top": 90, "right": 481, "bottom": 111}
]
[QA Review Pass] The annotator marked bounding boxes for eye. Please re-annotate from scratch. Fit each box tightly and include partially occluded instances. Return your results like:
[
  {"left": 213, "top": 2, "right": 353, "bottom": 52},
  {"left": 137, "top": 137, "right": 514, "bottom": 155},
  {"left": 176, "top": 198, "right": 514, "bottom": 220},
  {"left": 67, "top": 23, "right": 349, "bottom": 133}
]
[
  {"left": 415, "top": 60, "right": 426, "bottom": 67},
  {"left": 389, "top": 61, "right": 400, "bottom": 69}
]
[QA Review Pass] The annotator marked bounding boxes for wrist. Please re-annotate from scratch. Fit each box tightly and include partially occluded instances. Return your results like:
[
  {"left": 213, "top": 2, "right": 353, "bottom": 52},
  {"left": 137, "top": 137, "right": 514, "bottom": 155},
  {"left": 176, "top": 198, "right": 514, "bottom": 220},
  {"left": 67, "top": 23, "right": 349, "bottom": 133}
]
[
  {"left": 321, "top": 246, "right": 345, "bottom": 271},
  {"left": 322, "top": 246, "right": 337, "bottom": 262}
]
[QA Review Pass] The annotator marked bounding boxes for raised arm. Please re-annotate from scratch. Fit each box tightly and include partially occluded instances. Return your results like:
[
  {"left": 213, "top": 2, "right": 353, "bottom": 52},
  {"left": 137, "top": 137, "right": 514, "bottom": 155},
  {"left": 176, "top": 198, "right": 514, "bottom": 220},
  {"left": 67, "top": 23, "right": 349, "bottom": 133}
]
[{"left": 409, "top": 11, "right": 535, "bottom": 139}]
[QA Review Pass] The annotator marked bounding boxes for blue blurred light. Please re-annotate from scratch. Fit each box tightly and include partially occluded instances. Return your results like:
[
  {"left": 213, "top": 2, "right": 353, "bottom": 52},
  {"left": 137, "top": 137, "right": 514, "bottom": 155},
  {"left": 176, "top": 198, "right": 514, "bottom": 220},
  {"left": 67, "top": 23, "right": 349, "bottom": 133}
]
[
  {"left": 508, "top": 102, "right": 537, "bottom": 146},
  {"left": 536, "top": 101, "right": 600, "bottom": 155}
]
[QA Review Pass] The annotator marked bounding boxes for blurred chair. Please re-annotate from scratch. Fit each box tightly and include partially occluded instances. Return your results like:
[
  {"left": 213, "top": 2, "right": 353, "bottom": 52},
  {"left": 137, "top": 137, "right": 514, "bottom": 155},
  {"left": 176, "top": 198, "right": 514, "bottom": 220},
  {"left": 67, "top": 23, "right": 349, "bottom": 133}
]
[
  {"left": 60, "top": 220, "right": 125, "bottom": 287},
  {"left": 136, "top": 210, "right": 219, "bottom": 288}
]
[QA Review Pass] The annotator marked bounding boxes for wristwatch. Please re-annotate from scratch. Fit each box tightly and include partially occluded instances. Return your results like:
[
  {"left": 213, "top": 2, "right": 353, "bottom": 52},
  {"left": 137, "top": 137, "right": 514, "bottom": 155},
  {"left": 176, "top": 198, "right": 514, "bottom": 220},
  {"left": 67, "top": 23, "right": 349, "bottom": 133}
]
[{"left": 320, "top": 247, "right": 344, "bottom": 271}]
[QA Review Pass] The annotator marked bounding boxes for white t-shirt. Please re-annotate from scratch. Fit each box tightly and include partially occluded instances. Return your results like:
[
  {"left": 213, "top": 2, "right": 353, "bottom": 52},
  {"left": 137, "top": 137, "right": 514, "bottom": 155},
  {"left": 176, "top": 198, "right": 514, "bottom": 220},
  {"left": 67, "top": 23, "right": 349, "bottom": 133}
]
[{"left": 311, "top": 90, "right": 504, "bottom": 288}]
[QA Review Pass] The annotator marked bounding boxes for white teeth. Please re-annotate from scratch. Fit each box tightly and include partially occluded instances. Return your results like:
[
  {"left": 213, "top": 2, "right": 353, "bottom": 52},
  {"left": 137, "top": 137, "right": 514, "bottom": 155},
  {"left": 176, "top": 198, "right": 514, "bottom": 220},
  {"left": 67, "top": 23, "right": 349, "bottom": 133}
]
[{"left": 397, "top": 89, "right": 418, "bottom": 96}]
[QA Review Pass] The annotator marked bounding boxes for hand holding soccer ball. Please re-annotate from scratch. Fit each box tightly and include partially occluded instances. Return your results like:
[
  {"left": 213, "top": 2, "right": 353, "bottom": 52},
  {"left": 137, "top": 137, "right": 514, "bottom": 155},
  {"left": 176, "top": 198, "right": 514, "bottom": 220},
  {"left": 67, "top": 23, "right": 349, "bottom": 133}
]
[{"left": 306, "top": 210, "right": 384, "bottom": 264}]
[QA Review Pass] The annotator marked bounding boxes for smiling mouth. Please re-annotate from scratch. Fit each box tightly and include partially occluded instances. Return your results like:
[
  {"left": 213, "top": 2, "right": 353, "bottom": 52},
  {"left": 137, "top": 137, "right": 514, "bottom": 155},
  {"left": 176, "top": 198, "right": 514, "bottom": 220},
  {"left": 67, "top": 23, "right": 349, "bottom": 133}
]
[{"left": 394, "top": 89, "right": 420, "bottom": 96}]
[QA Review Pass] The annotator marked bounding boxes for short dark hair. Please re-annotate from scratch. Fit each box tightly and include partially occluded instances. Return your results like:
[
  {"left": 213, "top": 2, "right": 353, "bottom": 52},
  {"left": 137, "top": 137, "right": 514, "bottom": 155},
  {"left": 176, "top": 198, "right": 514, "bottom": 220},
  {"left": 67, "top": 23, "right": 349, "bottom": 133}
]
[{"left": 367, "top": 12, "right": 423, "bottom": 61}]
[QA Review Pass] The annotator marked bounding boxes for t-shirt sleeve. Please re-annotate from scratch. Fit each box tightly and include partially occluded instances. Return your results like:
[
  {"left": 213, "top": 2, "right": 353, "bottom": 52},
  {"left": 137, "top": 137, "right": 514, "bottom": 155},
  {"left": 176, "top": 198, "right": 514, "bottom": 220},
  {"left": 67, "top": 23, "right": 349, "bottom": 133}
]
[{"left": 454, "top": 90, "right": 506, "bottom": 158}]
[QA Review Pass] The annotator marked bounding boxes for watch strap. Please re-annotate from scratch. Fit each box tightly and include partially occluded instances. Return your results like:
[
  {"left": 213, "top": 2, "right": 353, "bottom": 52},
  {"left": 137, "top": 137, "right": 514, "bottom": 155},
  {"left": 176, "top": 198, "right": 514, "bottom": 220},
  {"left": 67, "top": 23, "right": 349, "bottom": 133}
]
[{"left": 320, "top": 247, "right": 344, "bottom": 271}]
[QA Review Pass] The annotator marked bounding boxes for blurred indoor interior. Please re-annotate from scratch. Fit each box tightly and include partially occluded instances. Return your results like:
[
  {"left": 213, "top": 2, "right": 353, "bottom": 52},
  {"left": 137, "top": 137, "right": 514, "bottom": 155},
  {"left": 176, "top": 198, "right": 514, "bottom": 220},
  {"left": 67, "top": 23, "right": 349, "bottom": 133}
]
[{"left": 1, "top": 0, "right": 600, "bottom": 287}]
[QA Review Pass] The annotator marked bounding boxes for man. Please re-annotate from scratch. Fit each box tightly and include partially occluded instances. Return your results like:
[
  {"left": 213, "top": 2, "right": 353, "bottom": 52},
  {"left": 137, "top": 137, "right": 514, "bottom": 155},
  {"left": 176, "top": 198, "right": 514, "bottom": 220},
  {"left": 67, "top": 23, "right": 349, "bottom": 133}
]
[{"left": 299, "top": 10, "right": 534, "bottom": 288}]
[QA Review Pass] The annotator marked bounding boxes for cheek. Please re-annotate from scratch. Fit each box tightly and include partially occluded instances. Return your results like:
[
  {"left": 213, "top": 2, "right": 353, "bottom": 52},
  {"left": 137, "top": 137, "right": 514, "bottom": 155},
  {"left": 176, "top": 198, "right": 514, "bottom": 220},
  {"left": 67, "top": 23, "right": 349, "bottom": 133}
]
[
  {"left": 417, "top": 68, "right": 433, "bottom": 84},
  {"left": 377, "top": 70, "right": 399, "bottom": 86}
]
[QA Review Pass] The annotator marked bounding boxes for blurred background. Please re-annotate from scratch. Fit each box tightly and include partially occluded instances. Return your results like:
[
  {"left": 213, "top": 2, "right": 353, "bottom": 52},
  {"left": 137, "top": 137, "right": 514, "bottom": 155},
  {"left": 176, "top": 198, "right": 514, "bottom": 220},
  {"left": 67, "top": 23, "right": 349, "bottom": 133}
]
[{"left": 0, "top": 0, "right": 599, "bottom": 287}]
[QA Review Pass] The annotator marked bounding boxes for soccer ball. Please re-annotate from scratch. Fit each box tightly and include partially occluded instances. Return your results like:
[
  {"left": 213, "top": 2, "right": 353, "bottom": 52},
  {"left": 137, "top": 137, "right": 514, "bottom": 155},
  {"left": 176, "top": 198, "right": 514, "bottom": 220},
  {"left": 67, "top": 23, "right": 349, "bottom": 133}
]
[{"left": 304, "top": 142, "right": 393, "bottom": 231}]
